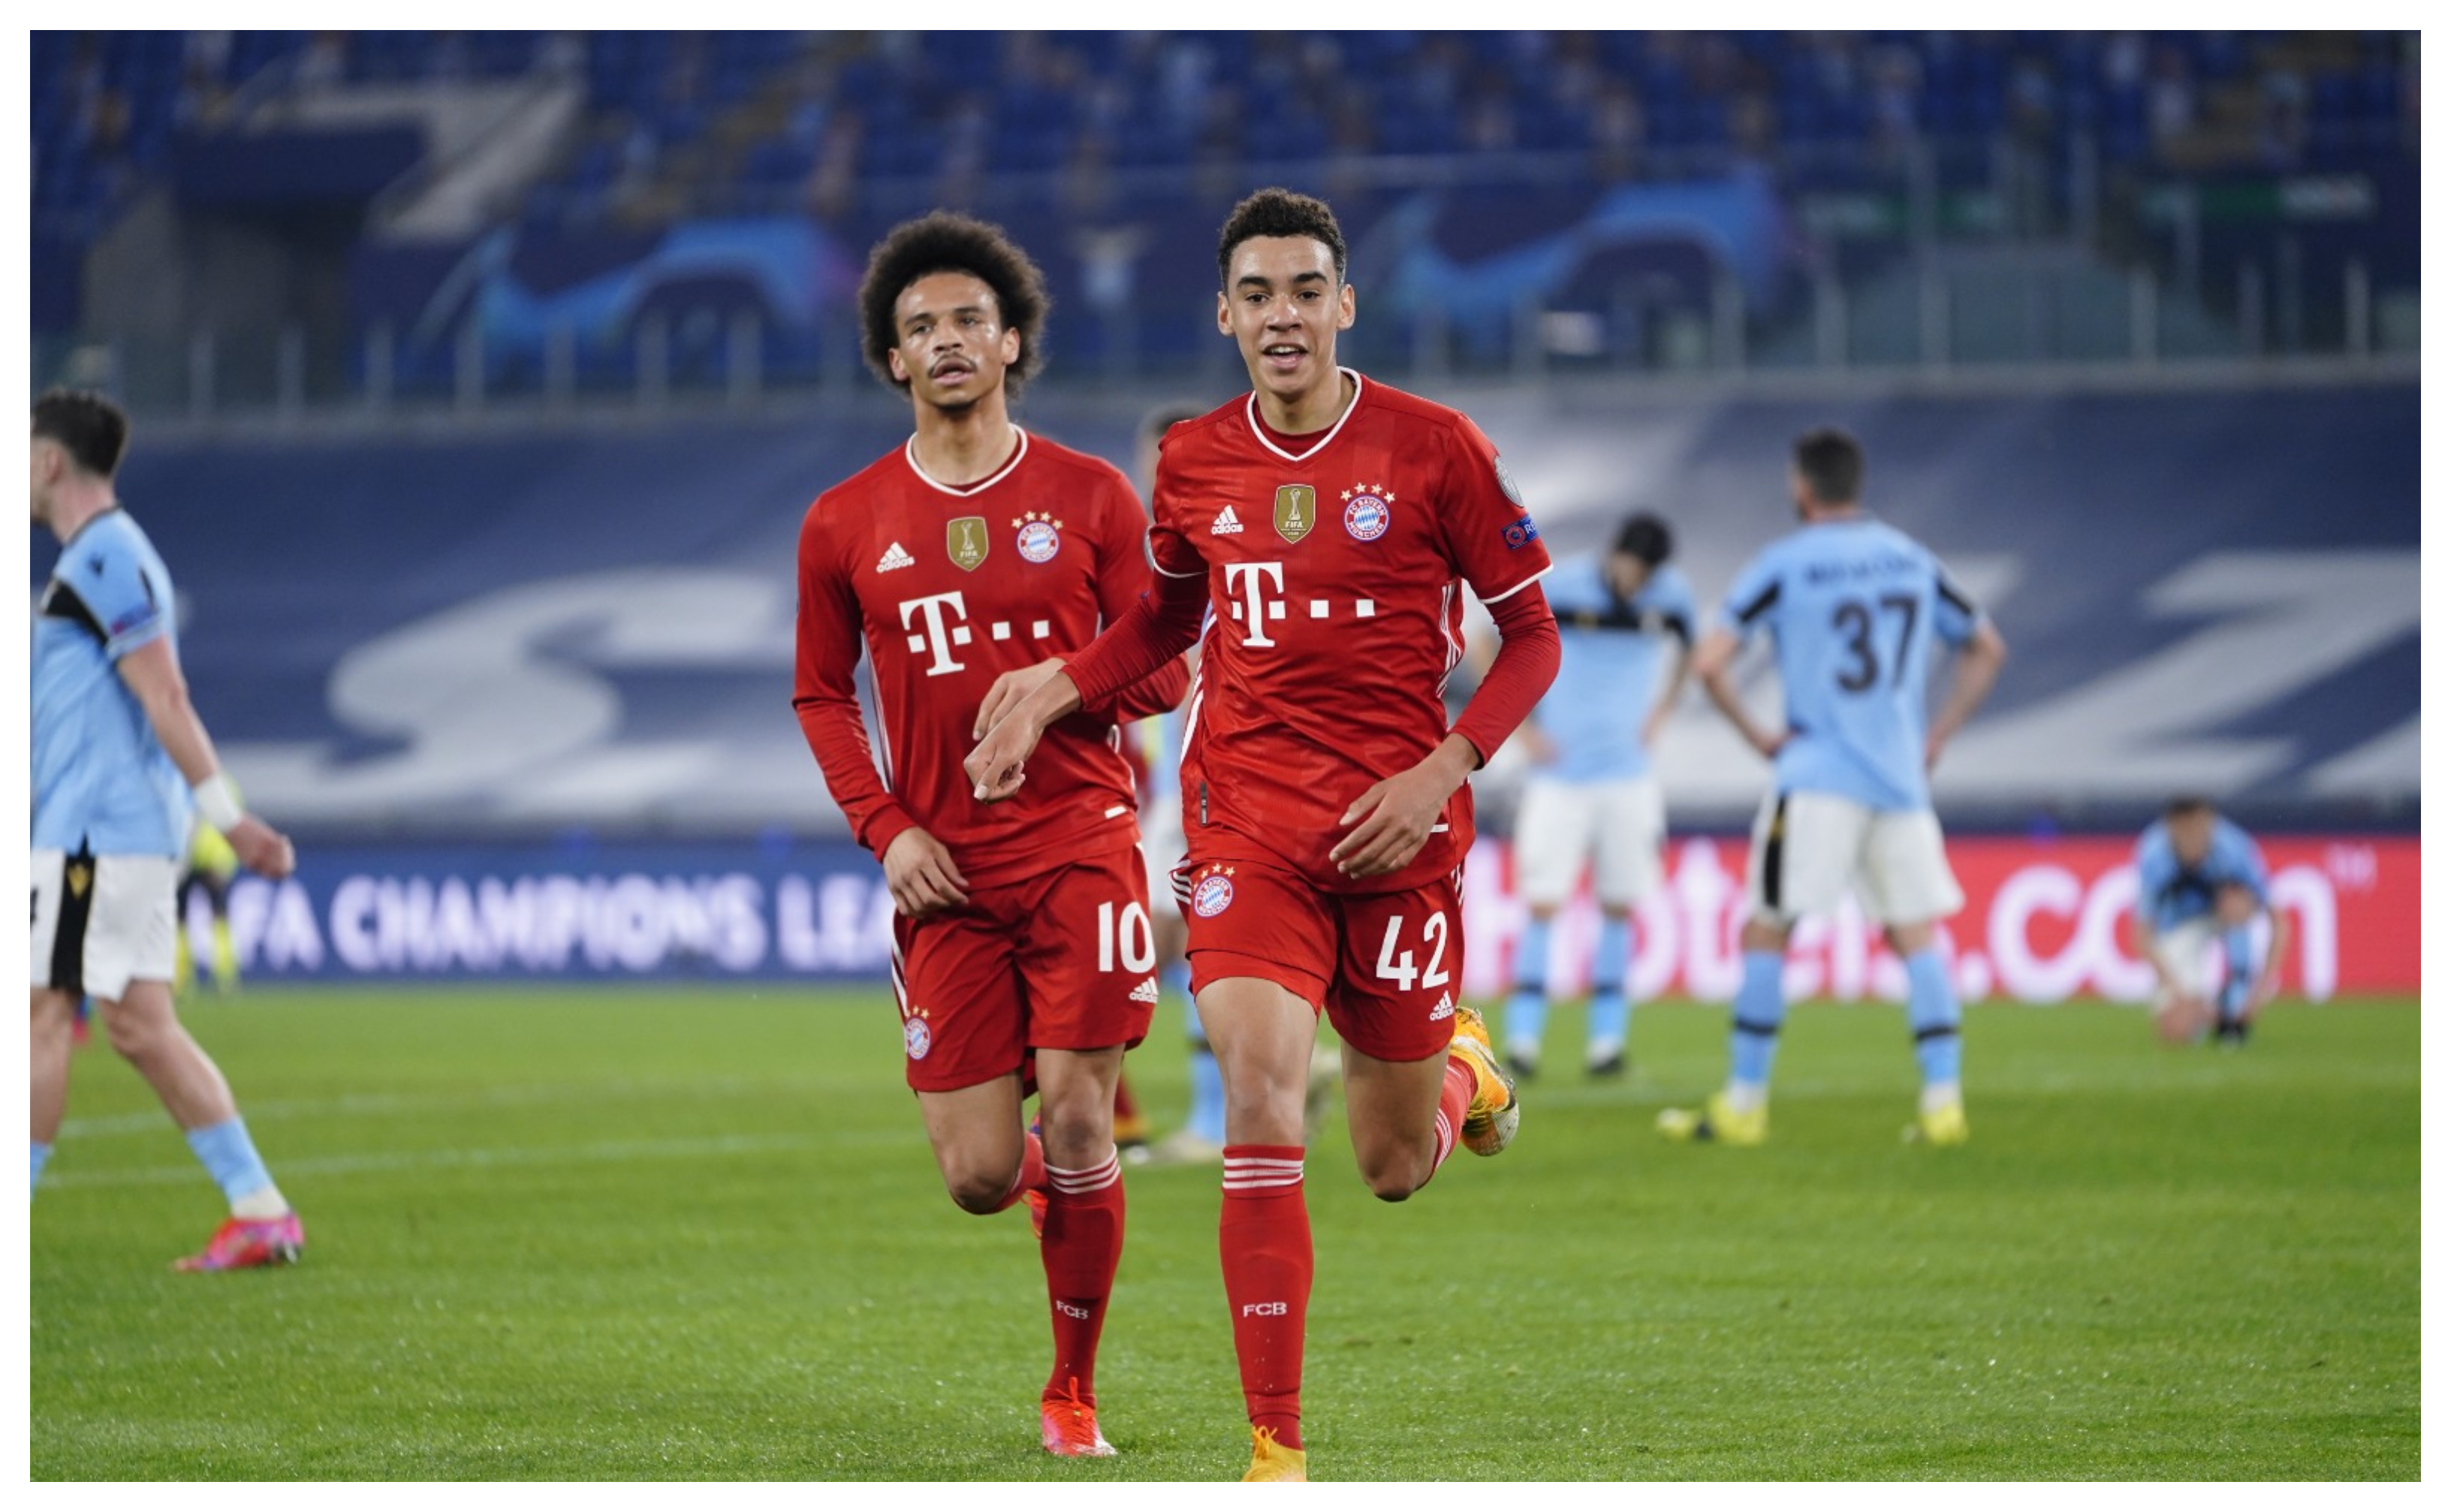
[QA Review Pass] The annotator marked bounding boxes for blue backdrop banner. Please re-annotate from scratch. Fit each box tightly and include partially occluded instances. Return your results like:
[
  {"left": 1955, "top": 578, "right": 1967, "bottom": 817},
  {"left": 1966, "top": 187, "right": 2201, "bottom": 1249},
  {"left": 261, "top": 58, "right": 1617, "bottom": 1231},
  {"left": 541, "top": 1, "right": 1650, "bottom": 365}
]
[{"left": 200, "top": 839, "right": 893, "bottom": 983}]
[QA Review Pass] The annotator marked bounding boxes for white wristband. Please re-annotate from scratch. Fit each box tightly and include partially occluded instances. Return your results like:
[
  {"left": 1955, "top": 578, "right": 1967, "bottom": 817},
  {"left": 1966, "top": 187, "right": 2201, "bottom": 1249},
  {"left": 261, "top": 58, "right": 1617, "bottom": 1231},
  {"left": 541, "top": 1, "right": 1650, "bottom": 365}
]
[{"left": 192, "top": 773, "right": 244, "bottom": 832}]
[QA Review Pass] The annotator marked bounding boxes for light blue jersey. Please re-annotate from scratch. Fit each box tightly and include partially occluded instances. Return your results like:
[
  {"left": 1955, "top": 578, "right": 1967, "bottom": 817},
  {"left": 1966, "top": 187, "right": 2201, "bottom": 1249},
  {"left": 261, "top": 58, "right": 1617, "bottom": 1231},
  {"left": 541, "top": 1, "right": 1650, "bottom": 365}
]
[
  {"left": 32, "top": 510, "right": 190, "bottom": 857},
  {"left": 2134, "top": 816, "right": 2269, "bottom": 933},
  {"left": 1139, "top": 703, "right": 1186, "bottom": 804},
  {"left": 1533, "top": 556, "right": 1695, "bottom": 783},
  {"left": 1719, "top": 516, "right": 1981, "bottom": 812}
]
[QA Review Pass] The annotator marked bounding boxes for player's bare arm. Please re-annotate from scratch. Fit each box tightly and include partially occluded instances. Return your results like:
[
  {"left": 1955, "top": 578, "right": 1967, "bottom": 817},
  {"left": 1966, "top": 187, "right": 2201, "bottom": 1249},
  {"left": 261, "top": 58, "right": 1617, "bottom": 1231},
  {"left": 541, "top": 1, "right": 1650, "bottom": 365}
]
[
  {"left": 1925, "top": 619, "right": 2009, "bottom": 770},
  {"left": 1644, "top": 641, "right": 1694, "bottom": 748},
  {"left": 113, "top": 637, "right": 295, "bottom": 879},
  {"left": 967, "top": 668, "right": 1084, "bottom": 801},
  {"left": 1328, "top": 733, "right": 1482, "bottom": 879},
  {"left": 2253, "top": 901, "right": 2293, "bottom": 1009},
  {"left": 1694, "top": 625, "right": 1786, "bottom": 758},
  {"left": 972, "top": 657, "right": 1071, "bottom": 740}
]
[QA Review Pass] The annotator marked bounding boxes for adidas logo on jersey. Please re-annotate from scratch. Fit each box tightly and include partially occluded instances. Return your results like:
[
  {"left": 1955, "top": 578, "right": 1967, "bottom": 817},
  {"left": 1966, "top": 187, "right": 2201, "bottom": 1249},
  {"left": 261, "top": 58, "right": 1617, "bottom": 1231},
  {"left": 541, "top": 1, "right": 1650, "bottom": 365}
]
[
  {"left": 1210, "top": 505, "right": 1244, "bottom": 535},
  {"left": 1430, "top": 991, "right": 1455, "bottom": 1021},
  {"left": 876, "top": 541, "right": 916, "bottom": 573},
  {"left": 1129, "top": 977, "right": 1161, "bottom": 1004}
]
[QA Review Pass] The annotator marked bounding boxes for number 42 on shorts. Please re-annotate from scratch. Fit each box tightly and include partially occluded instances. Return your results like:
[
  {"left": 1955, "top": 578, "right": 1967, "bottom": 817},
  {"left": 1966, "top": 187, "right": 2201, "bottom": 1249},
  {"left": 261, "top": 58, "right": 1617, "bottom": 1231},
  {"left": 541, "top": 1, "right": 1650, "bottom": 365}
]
[{"left": 1373, "top": 913, "right": 1451, "bottom": 992}]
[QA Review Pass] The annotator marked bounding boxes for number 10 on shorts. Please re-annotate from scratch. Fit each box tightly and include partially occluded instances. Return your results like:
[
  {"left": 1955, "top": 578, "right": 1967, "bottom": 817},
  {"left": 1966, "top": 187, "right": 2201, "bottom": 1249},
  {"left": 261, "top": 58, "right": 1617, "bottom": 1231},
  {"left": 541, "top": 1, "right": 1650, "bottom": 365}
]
[
  {"left": 1097, "top": 899, "right": 1156, "bottom": 974},
  {"left": 1373, "top": 913, "right": 1451, "bottom": 992}
]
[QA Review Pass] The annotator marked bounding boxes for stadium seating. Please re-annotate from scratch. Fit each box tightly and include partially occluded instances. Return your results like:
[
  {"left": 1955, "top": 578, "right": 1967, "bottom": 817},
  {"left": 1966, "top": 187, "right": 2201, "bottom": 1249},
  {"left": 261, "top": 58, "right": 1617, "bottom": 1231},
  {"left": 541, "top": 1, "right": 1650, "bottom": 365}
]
[{"left": 34, "top": 31, "right": 2421, "bottom": 345}]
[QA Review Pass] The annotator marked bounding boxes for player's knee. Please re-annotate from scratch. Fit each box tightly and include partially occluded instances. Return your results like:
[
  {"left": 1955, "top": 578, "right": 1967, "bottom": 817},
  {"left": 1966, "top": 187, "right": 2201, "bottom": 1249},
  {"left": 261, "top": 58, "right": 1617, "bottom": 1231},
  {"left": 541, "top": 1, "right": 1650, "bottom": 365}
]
[
  {"left": 944, "top": 1167, "right": 1014, "bottom": 1215},
  {"left": 1739, "top": 915, "right": 1791, "bottom": 953},
  {"left": 1885, "top": 920, "right": 1936, "bottom": 956},
  {"left": 1355, "top": 1156, "right": 1421, "bottom": 1202},
  {"left": 1362, "top": 1167, "right": 1421, "bottom": 1203},
  {"left": 1350, "top": 1140, "right": 1427, "bottom": 1202},
  {"left": 102, "top": 1010, "right": 161, "bottom": 1062},
  {"left": 1034, "top": 1099, "right": 1108, "bottom": 1164}
]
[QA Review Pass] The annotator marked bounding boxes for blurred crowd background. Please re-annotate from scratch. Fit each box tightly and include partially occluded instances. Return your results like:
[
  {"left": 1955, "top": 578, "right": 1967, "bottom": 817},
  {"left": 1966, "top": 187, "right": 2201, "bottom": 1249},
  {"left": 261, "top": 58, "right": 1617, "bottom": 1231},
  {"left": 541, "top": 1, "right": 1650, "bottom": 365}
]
[{"left": 33, "top": 29, "right": 2420, "bottom": 410}]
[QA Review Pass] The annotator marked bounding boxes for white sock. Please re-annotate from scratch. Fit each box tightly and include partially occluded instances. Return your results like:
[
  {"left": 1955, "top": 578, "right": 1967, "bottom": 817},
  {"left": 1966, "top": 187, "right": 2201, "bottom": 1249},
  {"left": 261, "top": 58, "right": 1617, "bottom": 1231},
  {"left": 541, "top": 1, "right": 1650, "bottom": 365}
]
[
  {"left": 1722, "top": 1080, "right": 1768, "bottom": 1115},
  {"left": 231, "top": 1185, "right": 291, "bottom": 1221},
  {"left": 1919, "top": 1082, "right": 1963, "bottom": 1116}
]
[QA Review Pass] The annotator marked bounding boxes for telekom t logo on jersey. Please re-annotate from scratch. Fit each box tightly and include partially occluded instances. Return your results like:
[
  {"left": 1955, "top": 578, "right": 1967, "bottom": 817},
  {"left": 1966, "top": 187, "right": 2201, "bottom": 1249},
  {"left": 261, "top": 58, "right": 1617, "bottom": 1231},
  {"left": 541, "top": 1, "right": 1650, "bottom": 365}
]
[
  {"left": 1223, "top": 560, "right": 1379, "bottom": 648},
  {"left": 899, "top": 591, "right": 974, "bottom": 676},
  {"left": 1225, "top": 562, "right": 1287, "bottom": 647}
]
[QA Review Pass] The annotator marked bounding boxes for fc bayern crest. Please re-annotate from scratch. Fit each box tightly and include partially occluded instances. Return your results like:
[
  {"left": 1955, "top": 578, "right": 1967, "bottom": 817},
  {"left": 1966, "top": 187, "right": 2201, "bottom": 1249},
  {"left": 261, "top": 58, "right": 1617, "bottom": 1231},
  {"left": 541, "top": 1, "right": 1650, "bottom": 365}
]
[
  {"left": 1342, "top": 484, "right": 1394, "bottom": 541},
  {"left": 1014, "top": 510, "right": 1063, "bottom": 564},
  {"left": 903, "top": 1017, "right": 933, "bottom": 1060},
  {"left": 1191, "top": 872, "right": 1235, "bottom": 918}
]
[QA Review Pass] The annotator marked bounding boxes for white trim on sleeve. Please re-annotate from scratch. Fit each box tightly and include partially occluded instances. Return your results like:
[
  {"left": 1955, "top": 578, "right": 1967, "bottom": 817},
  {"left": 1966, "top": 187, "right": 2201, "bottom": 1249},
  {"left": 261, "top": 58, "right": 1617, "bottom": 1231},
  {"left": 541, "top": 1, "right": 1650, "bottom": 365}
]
[{"left": 1477, "top": 565, "right": 1554, "bottom": 604}]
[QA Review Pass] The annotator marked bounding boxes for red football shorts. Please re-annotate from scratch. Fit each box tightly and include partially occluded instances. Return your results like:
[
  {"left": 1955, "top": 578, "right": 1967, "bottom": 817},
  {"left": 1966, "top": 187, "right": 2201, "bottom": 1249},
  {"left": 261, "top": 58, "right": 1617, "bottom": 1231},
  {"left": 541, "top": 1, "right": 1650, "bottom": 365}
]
[
  {"left": 1180, "top": 855, "right": 1464, "bottom": 1065},
  {"left": 889, "top": 844, "right": 1159, "bottom": 1094}
]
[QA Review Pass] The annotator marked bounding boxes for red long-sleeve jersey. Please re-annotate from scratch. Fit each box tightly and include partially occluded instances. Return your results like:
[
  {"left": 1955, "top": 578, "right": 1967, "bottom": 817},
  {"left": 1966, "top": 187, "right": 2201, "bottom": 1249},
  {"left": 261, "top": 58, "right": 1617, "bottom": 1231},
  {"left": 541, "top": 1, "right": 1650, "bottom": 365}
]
[
  {"left": 794, "top": 429, "right": 1189, "bottom": 887},
  {"left": 1066, "top": 372, "right": 1558, "bottom": 893}
]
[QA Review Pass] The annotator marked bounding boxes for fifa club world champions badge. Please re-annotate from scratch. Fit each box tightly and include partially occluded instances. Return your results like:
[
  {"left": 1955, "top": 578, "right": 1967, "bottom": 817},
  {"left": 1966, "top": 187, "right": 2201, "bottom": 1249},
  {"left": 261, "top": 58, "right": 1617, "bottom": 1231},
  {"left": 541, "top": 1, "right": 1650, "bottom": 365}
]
[{"left": 947, "top": 516, "right": 989, "bottom": 571}]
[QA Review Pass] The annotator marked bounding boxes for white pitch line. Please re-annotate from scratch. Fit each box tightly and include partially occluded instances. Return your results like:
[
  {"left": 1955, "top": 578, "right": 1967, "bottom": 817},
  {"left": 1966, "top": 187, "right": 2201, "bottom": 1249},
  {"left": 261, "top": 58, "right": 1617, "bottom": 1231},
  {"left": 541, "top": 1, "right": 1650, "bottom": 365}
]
[
  {"left": 39, "top": 1125, "right": 924, "bottom": 1190},
  {"left": 55, "top": 1075, "right": 803, "bottom": 1140}
]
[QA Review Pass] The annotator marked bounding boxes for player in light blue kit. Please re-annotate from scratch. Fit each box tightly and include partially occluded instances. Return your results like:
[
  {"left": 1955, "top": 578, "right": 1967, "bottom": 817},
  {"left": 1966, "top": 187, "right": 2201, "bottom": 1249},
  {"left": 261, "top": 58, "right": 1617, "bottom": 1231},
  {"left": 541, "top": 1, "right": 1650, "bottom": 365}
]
[
  {"left": 30, "top": 390, "right": 305, "bottom": 1269},
  {"left": 1659, "top": 426, "right": 2007, "bottom": 1147},
  {"left": 2131, "top": 797, "right": 2290, "bottom": 1047},
  {"left": 1127, "top": 403, "right": 1230, "bottom": 1166},
  {"left": 1502, "top": 513, "right": 1693, "bottom": 1081}
]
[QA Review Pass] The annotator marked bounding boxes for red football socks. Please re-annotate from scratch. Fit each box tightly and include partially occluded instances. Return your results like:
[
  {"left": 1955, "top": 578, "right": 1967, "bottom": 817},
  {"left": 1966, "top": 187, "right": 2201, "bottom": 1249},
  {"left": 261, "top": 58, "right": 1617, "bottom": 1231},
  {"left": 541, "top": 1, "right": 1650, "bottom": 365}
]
[
  {"left": 1040, "top": 1149, "right": 1125, "bottom": 1404},
  {"left": 1431, "top": 1053, "right": 1476, "bottom": 1176},
  {"left": 993, "top": 1128, "right": 1048, "bottom": 1213},
  {"left": 1221, "top": 1144, "right": 1311, "bottom": 1450}
]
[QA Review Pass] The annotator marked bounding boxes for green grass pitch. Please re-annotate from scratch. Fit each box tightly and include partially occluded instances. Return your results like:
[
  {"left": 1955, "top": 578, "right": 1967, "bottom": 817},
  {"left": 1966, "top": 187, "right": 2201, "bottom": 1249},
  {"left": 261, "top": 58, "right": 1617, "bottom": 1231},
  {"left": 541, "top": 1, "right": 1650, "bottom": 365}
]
[{"left": 31, "top": 987, "right": 2417, "bottom": 1480}]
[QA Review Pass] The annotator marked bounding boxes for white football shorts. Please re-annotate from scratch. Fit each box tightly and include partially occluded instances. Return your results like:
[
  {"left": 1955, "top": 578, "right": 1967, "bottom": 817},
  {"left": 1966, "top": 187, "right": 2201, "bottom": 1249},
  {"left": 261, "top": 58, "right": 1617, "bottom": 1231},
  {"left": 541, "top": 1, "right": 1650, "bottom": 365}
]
[
  {"left": 2148, "top": 917, "right": 2229, "bottom": 1004},
  {"left": 1514, "top": 773, "right": 1667, "bottom": 909},
  {"left": 1744, "top": 791, "right": 1964, "bottom": 926},
  {"left": 30, "top": 848, "right": 179, "bottom": 1001}
]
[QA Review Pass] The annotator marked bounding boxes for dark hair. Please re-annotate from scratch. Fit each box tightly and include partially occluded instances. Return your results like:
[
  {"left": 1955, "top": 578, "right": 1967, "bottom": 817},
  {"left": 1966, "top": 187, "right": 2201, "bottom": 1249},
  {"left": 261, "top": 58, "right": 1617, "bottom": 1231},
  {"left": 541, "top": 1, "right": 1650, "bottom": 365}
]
[
  {"left": 1613, "top": 512, "right": 1673, "bottom": 568},
  {"left": 2164, "top": 795, "right": 2217, "bottom": 820},
  {"left": 1792, "top": 425, "right": 1865, "bottom": 505},
  {"left": 1141, "top": 402, "right": 1208, "bottom": 447},
  {"left": 1216, "top": 187, "right": 1348, "bottom": 289},
  {"left": 32, "top": 388, "right": 130, "bottom": 478},
  {"left": 858, "top": 212, "right": 1050, "bottom": 399}
]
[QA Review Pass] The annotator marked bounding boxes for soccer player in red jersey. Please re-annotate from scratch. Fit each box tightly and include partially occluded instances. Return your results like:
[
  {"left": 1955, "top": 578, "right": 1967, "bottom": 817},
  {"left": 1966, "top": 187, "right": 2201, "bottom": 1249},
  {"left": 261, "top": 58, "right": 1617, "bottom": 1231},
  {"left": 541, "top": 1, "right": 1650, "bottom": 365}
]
[
  {"left": 965, "top": 189, "right": 1562, "bottom": 1480},
  {"left": 792, "top": 213, "right": 1188, "bottom": 1459}
]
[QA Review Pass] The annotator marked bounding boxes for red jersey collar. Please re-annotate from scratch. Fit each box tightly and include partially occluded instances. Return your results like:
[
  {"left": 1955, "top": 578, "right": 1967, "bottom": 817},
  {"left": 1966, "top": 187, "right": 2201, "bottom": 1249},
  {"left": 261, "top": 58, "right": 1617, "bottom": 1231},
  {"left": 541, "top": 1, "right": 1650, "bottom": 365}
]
[
  {"left": 903, "top": 426, "right": 1030, "bottom": 496},
  {"left": 1244, "top": 369, "right": 1364, "bottom": 464}
]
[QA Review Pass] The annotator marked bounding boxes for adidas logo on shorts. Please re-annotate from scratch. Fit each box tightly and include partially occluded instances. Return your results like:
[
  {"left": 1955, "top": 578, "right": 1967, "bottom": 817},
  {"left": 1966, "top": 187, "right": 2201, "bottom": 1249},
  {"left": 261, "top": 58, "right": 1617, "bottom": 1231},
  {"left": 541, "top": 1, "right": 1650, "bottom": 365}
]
[
  {"left": 1430, "top": 991, "right": 1455, "bottom": 1021},
  {"left": 876, "top": 541, "right": 915, "bottom": 572},
  {"left": 1210, "top": 505, "right": 1244, "bottom": 535},
  {"left": 1129, "top": 977, "right": 1161, "bottom": 1004}
]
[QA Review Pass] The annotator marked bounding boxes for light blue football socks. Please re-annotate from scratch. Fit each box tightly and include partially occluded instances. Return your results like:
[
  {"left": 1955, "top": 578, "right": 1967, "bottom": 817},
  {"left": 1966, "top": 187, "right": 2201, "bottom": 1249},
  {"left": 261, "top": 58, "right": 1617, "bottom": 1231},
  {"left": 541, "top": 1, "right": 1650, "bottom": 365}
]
[
  {"left": 1905, "top": 947, "right": 1963, "bottom": 1092},
  {"left": 1727, "top": 949, "right": 1788, "bottom": 1104},
  {"left": 1587, "top": 913, "right": 1633, "bottom": 1062},
  {"left": 1504, "top": 914, "right": 1554, "bottom": 1058}
]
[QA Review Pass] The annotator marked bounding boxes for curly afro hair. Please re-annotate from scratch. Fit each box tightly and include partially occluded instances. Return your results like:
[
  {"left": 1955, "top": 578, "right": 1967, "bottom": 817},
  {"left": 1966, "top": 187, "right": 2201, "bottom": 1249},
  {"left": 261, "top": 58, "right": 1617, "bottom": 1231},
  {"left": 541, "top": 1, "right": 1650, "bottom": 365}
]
[
  {"left": 858, "top": 211, "right": 1051, "bottom": 399},
  {"left": 1215, "top": 187, "right": 1348, "bottom": 289}
]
